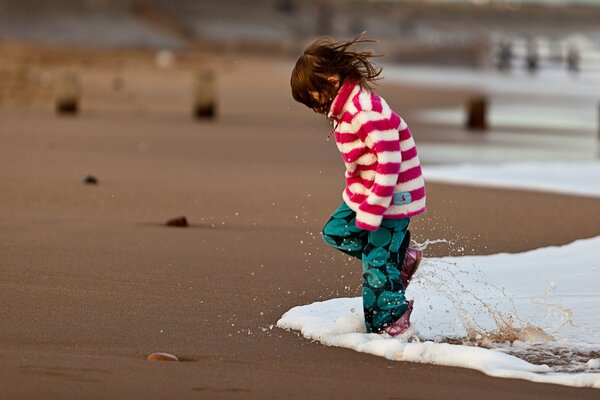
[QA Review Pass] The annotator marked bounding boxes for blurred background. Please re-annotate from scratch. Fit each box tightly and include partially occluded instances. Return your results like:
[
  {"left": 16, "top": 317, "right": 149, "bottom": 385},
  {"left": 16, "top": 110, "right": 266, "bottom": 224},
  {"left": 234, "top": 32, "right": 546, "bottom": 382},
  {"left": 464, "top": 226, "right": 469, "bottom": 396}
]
[
  {"left": 1, "top": 0, "right": 599, "bottom": 163},
  {"left": 1, "top": 0, "right": 600, "bottom": 64},
  {"left": 3, "top": 4, "right": 600, "bottom": 396}
]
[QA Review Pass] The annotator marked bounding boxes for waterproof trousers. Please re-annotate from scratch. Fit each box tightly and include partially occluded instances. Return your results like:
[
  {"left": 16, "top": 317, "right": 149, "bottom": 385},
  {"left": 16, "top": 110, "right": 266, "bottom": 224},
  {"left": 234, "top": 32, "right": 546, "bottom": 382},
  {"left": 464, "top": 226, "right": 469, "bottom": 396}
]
[{"left": 321, "top": 202, "right": 411, "bottom": 333}]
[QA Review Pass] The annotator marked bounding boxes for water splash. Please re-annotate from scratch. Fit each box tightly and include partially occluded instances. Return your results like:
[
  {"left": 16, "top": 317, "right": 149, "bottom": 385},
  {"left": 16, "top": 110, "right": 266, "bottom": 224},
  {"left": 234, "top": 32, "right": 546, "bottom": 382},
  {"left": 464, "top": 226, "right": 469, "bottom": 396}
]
[
  {"left": 412, "top": 238, "right": 454, "bottom": 251},
  {"left": 500, "top": 343, "right": 600, "bottom": 373},
  {"left": 531, "top": 282, "right": 576, "bottom": 335},
  {"left": 411, "top": 257, "right": 600, "bottom": 373}
]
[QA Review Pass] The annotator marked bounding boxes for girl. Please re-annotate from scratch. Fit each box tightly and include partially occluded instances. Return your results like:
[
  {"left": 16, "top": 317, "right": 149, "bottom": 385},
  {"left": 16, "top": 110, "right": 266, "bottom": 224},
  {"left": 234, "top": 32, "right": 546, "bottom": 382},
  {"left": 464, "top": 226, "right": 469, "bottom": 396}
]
[{"left": 290, "top": 37, "right": 426, "bottom": 336}]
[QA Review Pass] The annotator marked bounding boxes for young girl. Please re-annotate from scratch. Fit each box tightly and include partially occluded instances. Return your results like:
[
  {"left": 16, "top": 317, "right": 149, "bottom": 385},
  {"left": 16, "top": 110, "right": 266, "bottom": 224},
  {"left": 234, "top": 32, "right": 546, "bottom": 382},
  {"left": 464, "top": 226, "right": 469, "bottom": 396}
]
[{"left": 291, "top": 37, "right": 426, "bottom": 336}]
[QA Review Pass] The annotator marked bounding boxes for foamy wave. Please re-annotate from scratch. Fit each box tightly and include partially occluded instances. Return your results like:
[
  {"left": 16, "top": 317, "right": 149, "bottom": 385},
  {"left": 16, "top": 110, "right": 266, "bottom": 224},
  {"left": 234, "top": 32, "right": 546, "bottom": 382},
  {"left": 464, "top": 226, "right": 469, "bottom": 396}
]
[{"left": 278, "top": 236, "right": 600, "bottom": 388}]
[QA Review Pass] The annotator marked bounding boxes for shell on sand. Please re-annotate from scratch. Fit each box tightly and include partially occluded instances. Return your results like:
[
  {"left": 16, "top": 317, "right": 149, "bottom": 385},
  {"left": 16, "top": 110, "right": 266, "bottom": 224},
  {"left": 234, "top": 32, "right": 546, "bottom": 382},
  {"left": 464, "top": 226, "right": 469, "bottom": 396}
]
[{"left": 146, "top": 352, "right": 179, "bottom": 362}]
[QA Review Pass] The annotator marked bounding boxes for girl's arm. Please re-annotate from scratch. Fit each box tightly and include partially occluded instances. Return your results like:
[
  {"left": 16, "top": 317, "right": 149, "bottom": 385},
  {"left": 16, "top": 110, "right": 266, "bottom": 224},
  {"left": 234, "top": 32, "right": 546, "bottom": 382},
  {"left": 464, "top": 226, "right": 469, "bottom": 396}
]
[{"left": 354, "top": 103, "right": 403, "bottom": 231}]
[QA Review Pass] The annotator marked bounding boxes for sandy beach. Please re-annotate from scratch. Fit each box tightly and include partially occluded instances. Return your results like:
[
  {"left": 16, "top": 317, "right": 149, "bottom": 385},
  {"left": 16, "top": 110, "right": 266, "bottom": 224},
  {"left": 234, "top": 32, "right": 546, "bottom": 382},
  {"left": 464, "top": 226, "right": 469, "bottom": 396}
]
[{"left": 1, "top": 42, "right": 600, "bottom": 399}]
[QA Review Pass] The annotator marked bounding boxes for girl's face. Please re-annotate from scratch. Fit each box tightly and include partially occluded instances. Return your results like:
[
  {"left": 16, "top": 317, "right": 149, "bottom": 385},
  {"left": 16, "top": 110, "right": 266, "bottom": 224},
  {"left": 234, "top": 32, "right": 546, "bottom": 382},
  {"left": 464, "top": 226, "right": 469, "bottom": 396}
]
[
  {"left": 309, "top": 91, "right": 328, "bottom": 114},
  {"left": 309, "top": 75, "right": 340, "bottom": 115}
]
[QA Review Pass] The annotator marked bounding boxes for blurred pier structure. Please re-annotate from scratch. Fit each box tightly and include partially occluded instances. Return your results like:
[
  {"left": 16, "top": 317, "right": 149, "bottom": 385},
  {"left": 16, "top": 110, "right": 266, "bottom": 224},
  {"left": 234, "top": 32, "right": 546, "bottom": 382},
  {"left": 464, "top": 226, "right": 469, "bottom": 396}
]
[
  {"left": 0, "top": 0, "right": 598, "bottom": 165},
  {"left": 0, "top": 0, "right": 599, "bottom": 70},
  {"left": 0, "top": 0, "right": 599, "bottom": 149}
]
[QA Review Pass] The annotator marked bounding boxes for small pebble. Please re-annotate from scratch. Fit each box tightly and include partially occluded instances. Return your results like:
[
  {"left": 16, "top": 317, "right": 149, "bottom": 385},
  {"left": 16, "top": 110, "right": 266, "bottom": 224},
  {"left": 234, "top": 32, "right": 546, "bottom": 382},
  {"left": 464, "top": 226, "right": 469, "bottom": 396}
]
[
  {"left": 166, "top": 216, "right": 188, "bottom": 227},
  {"left": 147, "top": 352, "right": 179, "bottom": 362},
  {"left": 83, "top": 175, "right": 98, "bottom": 185}
]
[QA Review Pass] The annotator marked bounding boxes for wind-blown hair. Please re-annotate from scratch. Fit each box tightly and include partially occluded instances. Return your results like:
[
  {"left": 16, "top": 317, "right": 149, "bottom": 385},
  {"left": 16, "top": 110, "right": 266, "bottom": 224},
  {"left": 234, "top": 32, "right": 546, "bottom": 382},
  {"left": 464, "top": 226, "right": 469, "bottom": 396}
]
[{"left": 290, "top": 36, "right": 382, "bottom": 114}]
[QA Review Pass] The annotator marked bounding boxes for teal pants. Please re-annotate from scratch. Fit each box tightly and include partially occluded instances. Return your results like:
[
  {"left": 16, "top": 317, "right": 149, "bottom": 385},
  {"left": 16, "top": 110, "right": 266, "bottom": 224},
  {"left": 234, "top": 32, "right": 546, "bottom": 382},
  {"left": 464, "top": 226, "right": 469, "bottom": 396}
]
[{"left": 321, "top": 203, "right": 411, "bottom": 333}]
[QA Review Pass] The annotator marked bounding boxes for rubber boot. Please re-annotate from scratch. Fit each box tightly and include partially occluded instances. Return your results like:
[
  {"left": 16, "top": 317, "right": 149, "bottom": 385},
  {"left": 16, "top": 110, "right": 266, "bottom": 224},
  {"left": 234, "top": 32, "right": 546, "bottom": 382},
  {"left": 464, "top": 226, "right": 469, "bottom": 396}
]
[
  {"left": 382, "top": 299, "right": 414, "bottom": 337},
  {"left": 401, "top": 248, "right": 422, "bottom": 288}
]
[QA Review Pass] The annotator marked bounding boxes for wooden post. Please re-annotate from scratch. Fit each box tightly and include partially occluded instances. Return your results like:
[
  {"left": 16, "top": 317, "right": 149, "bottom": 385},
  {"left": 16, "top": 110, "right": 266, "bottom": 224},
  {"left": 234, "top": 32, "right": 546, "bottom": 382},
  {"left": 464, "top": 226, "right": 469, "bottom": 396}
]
[
  {"left": 55, "top": 72, "right": 80, "bottom": 115},
  {"left": 316, "top": 0, "right": 333, "bottom": 36},
  {"left": 466, "top": 96, "right": 487, "bottom": 131},
  {"left": 192, "top": 69, "right": 216, "bottom": 119}
]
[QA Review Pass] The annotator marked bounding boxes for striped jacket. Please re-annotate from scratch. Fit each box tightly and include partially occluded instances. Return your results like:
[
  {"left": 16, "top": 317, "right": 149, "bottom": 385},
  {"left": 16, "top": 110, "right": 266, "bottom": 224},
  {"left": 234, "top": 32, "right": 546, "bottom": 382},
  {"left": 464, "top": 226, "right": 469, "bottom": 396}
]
[{"left": 327, "top": 80, "right": 426, "bottom": 231}]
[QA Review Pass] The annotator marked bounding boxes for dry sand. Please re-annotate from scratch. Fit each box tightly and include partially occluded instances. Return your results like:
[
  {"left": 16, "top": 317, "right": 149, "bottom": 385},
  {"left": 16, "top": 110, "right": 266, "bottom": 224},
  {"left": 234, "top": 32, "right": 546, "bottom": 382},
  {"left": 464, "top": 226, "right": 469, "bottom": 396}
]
[{"left": 1, "top": 42, "right": 599, "bottom": 399}]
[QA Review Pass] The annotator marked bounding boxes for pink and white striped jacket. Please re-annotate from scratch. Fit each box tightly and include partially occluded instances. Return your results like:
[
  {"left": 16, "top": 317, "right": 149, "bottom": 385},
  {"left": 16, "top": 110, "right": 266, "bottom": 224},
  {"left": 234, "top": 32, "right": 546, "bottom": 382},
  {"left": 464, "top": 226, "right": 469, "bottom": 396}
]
[{"left": 327, "top": 81, "right": 426, "bottom": 231}]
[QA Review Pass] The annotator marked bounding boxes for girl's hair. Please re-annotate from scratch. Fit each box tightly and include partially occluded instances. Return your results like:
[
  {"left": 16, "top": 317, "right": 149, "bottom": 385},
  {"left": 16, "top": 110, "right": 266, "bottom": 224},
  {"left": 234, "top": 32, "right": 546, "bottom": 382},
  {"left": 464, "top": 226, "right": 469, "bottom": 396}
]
[{"left": 291, "top": 36, "right": 382, "bottom": 114}]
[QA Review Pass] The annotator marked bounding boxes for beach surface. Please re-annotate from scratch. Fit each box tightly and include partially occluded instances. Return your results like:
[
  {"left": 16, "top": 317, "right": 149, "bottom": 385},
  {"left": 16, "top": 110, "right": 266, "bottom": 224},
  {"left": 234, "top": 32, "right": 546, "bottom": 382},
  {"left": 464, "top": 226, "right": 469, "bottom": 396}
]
[{"left": 1, "top": 43, "right": 599, "bottom": 399}]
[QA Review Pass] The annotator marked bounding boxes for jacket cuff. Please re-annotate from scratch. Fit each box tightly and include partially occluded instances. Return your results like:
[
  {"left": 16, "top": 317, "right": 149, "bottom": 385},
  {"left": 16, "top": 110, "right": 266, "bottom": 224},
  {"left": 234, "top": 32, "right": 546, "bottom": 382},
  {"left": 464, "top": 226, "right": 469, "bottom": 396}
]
[{"left": 355, "top": 211, "right": 382, "bottom": 232}]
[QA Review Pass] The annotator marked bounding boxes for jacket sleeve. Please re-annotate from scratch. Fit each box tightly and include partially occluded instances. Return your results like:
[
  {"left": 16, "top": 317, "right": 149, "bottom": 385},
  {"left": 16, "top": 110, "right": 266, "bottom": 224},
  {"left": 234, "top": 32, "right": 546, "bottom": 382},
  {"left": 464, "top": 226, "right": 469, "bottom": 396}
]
[{"left": 354, "top": 110, "right": 402, "bottom": 231}]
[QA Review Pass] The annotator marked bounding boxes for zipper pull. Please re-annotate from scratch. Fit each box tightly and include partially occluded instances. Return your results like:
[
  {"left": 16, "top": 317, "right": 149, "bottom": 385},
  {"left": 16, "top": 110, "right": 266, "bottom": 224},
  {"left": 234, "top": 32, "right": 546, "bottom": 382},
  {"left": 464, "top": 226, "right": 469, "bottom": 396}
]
[{"left": 328, "top": 117, "right": 338, "bottom": 141}]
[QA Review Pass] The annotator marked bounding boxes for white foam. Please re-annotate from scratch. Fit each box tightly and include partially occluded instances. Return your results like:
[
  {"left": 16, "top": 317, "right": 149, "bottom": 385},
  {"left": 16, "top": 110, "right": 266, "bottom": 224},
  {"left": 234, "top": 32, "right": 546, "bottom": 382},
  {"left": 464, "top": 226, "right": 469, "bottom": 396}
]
[
  {"left": 277, "top": 236, "right": 600, "bottom": 388},
  {"left": 423, "top": 162, "right": 600, "bottom": 197}
]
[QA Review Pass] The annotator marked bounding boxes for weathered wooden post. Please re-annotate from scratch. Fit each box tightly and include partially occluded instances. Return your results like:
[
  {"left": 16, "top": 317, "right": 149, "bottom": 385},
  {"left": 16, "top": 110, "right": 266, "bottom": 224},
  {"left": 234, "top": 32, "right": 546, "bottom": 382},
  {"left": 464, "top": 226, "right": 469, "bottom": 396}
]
[
  {"left": 316, "top": 0, "right": 333, "bottom": 36},
  {"left": 55, "top": 72, "right": 80, "bottom": 115},
  {"left": 525, "top": 38, "right": 539, "bottom": 75},
  {"left": 597, "top": 102, "right": 600, "bottom": 159},
  {"left": 192, "top": 69, "right": 216, "bottom": 119},
  {"left": 567, "top": 45, "right": 580, "bottom": 75},
  {"left": 466, "top": 96, "right": 487, "bottom": 131},
  {"left": 497, "top": 40, "right": 512, "bottom": 72},
  {"left": 275, "top": 0, "right": 296, "bottom": 14}
]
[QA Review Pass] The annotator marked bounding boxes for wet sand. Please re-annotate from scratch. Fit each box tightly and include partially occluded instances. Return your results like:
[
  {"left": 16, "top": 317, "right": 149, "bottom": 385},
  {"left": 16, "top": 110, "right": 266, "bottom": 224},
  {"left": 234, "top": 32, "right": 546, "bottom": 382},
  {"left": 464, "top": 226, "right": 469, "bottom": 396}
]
[{"left": 1, "top": 43, "right": 599, "bottom": 399}]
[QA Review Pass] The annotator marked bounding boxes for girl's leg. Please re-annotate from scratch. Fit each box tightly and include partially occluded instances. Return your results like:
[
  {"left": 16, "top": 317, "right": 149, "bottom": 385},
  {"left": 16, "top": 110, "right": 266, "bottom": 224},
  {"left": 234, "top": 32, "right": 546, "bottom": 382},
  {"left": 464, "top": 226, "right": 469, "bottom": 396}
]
[
  {"left": 321, "top": 203, "right": 412, "bottom": 333},
  {"left": 362, "top": 218, "right": 411, "bottom": 333},
  {"left": 321, "top": 203, "right": 367, "bottom": 260}
]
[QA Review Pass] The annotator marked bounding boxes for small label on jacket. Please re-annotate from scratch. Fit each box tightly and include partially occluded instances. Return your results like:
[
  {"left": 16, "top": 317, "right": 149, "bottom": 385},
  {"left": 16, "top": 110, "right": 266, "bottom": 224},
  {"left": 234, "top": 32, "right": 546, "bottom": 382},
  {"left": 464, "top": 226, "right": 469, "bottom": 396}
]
[{"left": 393, "top": 192, "right": 412, "bottom": 205}]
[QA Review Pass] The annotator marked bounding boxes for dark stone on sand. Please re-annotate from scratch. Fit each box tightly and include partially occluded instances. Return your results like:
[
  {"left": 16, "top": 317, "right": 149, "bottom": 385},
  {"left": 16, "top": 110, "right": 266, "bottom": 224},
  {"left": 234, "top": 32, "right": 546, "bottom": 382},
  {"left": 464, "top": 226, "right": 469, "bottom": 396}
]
[
  {"left": 83, "top": 175, "right": 98, "bottom": 185},
  {"left": 166, "top": 216, "right": 188, "bottom": 227},
  {"left": 56, "top": 100, "right": 78, "bottom": 115},
  {"left": 147, "top": 352, "right": 179, "bottom": 362}
]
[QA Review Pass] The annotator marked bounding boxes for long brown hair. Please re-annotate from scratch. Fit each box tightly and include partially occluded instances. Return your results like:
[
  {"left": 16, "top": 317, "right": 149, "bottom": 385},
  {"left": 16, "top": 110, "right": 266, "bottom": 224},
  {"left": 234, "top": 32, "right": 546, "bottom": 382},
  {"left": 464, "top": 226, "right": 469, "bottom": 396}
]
[{"left": 290, "top": 36, "right": 382, "bottom": 114}]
